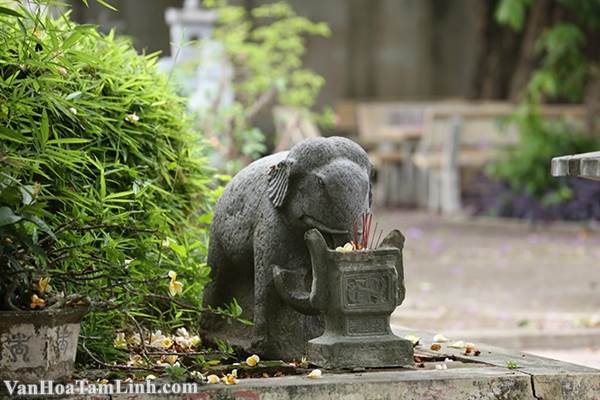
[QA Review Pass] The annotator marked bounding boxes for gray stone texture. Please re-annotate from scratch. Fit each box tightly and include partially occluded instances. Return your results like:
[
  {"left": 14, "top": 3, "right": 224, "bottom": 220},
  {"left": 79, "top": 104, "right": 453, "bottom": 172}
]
[
  {"left": 6, "top": 330, "right": 600, "bottom": 399},
  {"left": 62, "top": 341, "right": 600, "bottom": 400},
  {"left": 303, "top": 229, "right": 413, "bottom": 368},
  {"left": 552, "top": 151, "right": 600, "bottom": 180},
  {"left": 202, "top": 137, "right": 373, "bottom": 360}
]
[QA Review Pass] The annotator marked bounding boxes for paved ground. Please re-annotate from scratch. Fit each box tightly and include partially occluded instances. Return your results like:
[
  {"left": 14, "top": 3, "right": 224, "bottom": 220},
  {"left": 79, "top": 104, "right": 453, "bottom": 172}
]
[
  {"left": 378, "top": 209, "right": 600, "bottom": 368},
  {"left": 526, "top": 348, "right": 600, "bottom": 370}
]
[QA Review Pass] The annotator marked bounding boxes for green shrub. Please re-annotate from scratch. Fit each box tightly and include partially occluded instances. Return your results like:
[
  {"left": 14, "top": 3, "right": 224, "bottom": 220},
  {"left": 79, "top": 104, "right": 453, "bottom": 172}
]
[
  {"left": 488, "top": 104, "right": 600, "bottom": 198},
  {"left": 490, "top": 0, "right": 600, "bottom": 202},
  {"left": 0, "top": 2, "right": 235, "bottom": 365}
]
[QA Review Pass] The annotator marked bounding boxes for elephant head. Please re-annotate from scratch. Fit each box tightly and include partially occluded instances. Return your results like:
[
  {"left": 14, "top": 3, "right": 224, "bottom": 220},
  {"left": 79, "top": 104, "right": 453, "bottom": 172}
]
[
  {"left": 269, "top": 137, "right": 373, "bottom": 315},
  {"left": 267, "top": 136, "right": 372, "bottom": 243}
]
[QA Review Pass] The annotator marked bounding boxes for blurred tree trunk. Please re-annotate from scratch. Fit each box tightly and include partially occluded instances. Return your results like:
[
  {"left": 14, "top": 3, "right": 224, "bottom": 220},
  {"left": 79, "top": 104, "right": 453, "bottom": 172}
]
[
  {"left": 470, "top": 0, "right": 521, "bottom": 99},
  {"left": 508, "top": 0, "right": 552, "bottom": 101},
  {"left": 346, "top": 0, "right": 380, "bottom": 98}
]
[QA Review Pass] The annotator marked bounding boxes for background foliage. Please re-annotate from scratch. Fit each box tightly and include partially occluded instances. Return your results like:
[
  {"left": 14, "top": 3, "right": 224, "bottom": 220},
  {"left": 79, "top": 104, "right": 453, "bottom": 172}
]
[
  {"left": 171, "top": 0, "right": 332, "bottom": 173},
  {"left": 482, "top": 0, "right": 600, "bottom": 219},
  {"left": 0, "top": 0, "right": 240, "bottom": 367}
]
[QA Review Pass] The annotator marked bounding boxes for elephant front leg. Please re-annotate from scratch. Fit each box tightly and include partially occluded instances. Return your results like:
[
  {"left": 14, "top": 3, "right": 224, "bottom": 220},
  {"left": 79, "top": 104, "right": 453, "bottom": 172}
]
[
  {"left": 251, "top": 229, "right": 327, "bottom": 359},
  {"left": 251, "top": 245, "right": 298, "bottom": 353}
]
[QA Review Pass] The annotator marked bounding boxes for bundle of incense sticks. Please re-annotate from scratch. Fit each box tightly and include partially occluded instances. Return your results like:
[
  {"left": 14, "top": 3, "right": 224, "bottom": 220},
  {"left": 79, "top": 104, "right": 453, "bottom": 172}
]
[{"left": 352, "top": 212, "right": 384, "bottom": 250}]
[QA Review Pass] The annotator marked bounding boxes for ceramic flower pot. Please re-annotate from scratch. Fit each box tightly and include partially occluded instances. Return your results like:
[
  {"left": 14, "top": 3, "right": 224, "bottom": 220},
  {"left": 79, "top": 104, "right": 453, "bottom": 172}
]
[{"left": 0, "top": 306, "right": 87, "bottom": 383}]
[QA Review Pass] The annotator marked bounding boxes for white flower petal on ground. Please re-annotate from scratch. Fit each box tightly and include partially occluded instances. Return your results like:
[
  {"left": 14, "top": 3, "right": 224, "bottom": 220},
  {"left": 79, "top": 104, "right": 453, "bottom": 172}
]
[
  {"left": 404, "top": 334, "right": 421, "bottom": 346},
  {"left": 433, "top": 334, "right": 449, "bottom": 343},
  {"left": 176, "top": 327, "right": 189, "bottom": 337},
  {"left": 449, "top": 340, "right": 466, "bottom": 349},
  {"left": 189, "top": 335, "right": 201, "bottom": 348},
  {"left": 307, "top": 369, "right": 322, "bottom": 379},
  {"left": 127, "top": 333, "right": 141, "bottom": 346}
]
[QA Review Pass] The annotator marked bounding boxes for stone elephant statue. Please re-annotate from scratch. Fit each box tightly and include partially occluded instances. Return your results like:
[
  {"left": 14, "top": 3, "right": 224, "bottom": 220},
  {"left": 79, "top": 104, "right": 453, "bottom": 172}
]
[{"left": 202, "top": 137, "right": 372, "bottom": 359}]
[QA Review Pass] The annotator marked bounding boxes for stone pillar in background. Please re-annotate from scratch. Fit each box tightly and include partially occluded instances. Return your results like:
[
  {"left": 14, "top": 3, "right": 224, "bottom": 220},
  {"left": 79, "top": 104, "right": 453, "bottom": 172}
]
[
  {"left": 440, "top": 116, "right": 463, "bottom": 215},
  {"left": 160, "top": 0, "right": 233, "bottom": 112}
]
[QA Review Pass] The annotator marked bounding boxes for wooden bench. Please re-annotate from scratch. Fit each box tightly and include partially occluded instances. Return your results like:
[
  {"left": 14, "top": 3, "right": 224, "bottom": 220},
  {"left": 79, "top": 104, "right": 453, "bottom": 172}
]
[
  {"left": 349, "top": 100, "right": 586, "bottom": 212},
  {"left": 354, "top": 102, "right": 430, "bottom": 207},
  {"left": 414, "top": 103, "right": 585, "bottom": 213}
]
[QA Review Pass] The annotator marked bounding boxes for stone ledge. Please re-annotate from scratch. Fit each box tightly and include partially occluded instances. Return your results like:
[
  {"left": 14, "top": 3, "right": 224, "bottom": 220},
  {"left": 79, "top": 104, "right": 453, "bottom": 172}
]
[
  {"left": 551, "top": 151, "right": 600, "bottom": 180},
  {"left": 3, "top": 330, "right": 598, "bottom": 400},
  {"left": 69, "top": 365, "right": 599, "bottom": 400},
  {"left": 437, "top": 327, "right": 600, "bottom": 351}
]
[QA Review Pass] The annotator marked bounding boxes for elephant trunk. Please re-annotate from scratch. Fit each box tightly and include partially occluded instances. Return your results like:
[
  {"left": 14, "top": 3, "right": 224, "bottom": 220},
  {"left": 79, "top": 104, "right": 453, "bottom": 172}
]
[{"left": 272, "top": 229, "right": 330, "bottom": 315}]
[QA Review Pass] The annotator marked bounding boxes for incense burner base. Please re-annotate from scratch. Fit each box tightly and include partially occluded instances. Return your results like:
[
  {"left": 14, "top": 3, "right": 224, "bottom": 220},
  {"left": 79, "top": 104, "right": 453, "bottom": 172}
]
[{"left": 308, "top": 334, "right": 414, "bottom": 369}]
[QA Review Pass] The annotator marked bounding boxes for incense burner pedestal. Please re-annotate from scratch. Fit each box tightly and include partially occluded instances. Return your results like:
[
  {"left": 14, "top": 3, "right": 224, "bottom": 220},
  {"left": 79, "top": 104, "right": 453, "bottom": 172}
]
[{"left": 283, "top": 229, "right": 414, "bottom": 369}]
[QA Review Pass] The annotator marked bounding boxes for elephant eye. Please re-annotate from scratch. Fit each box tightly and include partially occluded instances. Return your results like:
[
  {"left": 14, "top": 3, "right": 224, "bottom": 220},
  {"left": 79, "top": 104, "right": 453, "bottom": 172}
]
[{"left": 317, "top": 176, "right": 325, "bottom": 187}]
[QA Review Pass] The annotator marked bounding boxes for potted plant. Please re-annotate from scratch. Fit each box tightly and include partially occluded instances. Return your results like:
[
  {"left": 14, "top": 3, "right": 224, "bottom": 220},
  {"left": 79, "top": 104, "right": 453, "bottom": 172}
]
[{"left": 0, "top": 176, "right": 89, "bottom": 383}]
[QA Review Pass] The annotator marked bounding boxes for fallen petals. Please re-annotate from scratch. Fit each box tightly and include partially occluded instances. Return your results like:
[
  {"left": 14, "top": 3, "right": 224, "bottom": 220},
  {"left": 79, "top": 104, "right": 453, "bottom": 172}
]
[
  {"left": 190, "top": 371, "right": 204, "bottom": 382},
  {"left": 127, "top": 333, "right": 141, "bottom": 347},
  {"left": 307, "top": 369, "right": 322, "bottom": 379},
  {"left": 125, "top": 113, "right": 140, "bottom": 124},
  {"left": 433, "top": 334, "right": 449, "bottom": 343},
  {"left": 430, "top": 343, "right": 442, "bottom": 351},
  {"left": 246, "top": 354, "right": 260, "bottom": 367},
  {"left": 404, "top": 334, "right": 421, "bottom": 346},
  {"left": 222, "top": 369, "right": 239, "bottom": 385},
  {"left": 449, "top": 340, "right": 465, "bottom": 349},
  {"left": 37, "top": 277, "right": 51, "bottom": 294},
  {"left": 30, "top": 294, "right": 46, "bottom": 309},
  {"left": 335, "top": 242, "right": 354, "bottom": 253},
  {"left": 168, "top": 271, "right": 184, "bottom": 297},
  {"left": 464, "top": 342, "right": 476, "bottom": 355},
  {"left": 113, "top": 332, "right": 127, "bottom": 349}
]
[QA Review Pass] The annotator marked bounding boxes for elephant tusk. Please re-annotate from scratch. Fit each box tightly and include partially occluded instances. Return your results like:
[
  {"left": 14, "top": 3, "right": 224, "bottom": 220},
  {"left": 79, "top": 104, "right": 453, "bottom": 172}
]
[{"left": 301, "top": 215, "right": 348, "bottom": 235}]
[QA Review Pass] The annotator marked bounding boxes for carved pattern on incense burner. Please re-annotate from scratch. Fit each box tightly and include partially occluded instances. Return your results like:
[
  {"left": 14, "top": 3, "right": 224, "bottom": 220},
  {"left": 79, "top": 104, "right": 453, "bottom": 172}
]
[
  {"left": 345, "top": 316, "right": 388, "bottom": 336},
  {"left": 342, "top": 272, "right": 393, "bottom": 310}
]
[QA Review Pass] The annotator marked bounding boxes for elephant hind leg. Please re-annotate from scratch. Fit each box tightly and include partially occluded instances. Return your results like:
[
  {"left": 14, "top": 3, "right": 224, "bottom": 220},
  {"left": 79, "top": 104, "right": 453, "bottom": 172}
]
[
  {"left": 201, "top": 237, "right": 255, "bottom": 350},
  {"left": 201, "top": 237, "right": 231, "bottom": 335},
  {"left": 203, "top": 237, "right": 231, "bottom": 308}
]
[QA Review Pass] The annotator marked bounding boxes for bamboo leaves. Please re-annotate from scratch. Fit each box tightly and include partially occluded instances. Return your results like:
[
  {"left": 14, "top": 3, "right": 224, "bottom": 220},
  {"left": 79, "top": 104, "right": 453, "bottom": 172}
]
[{"left": 0, "top": 0, "right": 216, "bottom": 365}]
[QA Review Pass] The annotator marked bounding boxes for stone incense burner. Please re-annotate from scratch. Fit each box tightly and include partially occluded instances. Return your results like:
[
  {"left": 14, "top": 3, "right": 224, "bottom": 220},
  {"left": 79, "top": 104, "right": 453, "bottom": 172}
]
[{"left": 294, "top": 229, "right": 414, "bottom": 369}]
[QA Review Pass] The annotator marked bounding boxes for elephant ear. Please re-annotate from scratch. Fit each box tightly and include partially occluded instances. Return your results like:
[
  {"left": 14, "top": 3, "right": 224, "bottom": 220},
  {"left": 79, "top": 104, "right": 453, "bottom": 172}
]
[{"left": 267, "top": 159, "right": 294, "bottom": 208}]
